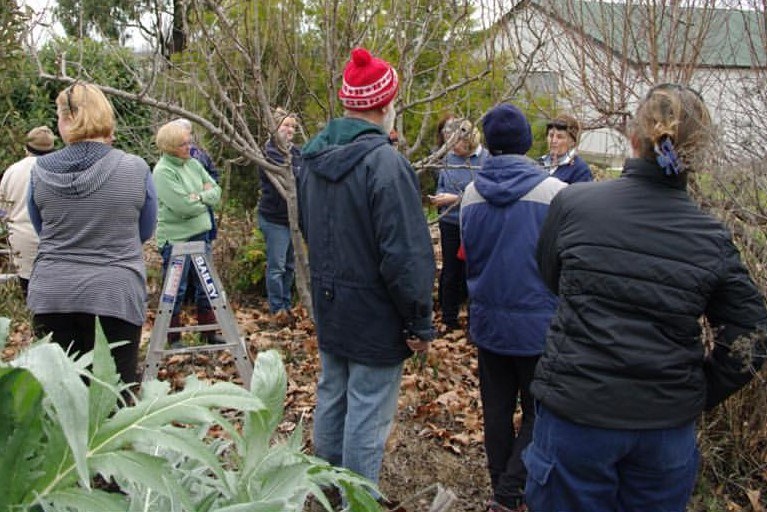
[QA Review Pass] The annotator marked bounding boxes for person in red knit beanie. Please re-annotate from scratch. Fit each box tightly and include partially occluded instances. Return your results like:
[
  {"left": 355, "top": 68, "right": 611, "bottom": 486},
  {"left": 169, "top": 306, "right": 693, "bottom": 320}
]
[{"left": 300, "top": 47, "right": 435, "bottom": 509}]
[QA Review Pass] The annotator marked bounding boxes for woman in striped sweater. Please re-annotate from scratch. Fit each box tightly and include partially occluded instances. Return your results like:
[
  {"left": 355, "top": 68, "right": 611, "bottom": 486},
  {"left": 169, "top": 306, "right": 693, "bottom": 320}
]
[{"left": 27, "top": 83, "right": 157, "bottom": 386}]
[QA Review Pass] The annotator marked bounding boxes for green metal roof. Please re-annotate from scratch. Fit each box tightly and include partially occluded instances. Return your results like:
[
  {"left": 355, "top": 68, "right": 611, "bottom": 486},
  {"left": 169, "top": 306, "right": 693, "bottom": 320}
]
[{"left": 531, "top": 0, "right": 766, "bottom": 68}]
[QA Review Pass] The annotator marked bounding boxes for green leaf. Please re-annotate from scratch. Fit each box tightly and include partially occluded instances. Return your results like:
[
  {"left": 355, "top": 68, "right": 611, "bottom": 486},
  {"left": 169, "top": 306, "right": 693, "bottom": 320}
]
[
  {"left": 307, "top": 463, "right": 380, "bottom": 511},
  {"left": 242, "top": 350, "right": 287, "bottom": 475},
  {"left": 341, "top": 480, "right": 382, "bottom": 512},
  {"left": 126, "top": 426, "right": 227, "bottom": 484},
  {"left": 216, "top": 502, "right": 289, "bottom": 512},
  {"left": 0, "top": 367, "right": 45, "bottom": 510},
  {"left": 90, "top": 450, "right": 193, "bottom": 511},
  {"left": 10, "top": 342, "right": 91, "bottom": 488},
  {"left": 250, "top": 350, "right": 287, "bottom": 426},
  {"left": 88, "top": 319, "right": 121, "bottom": 438},
  {"left": 43, "top": 487, "right": 129, "bottom": 511},
  {"left": 248, "top": 461, "right": 313, "bottom": 506},
  {"left": 93, "top": 377, "right": 264, "bottom": 452}
]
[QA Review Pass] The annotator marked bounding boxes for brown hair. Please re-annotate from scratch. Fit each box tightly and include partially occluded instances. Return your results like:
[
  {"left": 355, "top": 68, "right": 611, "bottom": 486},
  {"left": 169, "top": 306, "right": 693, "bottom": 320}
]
[
  {"left": 56, "top": 83, "right": 115, "bottom": 143},
  {"left": 631, "top": 84, "right": 712, "bottom": 172},
  {"left": 546, "top": 114, "right": 580, "bottom": 144}
]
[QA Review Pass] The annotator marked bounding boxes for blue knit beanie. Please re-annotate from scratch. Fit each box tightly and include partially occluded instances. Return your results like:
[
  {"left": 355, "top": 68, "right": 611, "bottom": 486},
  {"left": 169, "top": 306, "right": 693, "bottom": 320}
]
[{"left": 482, "top": 103, "right": 532, "bottom": 155}]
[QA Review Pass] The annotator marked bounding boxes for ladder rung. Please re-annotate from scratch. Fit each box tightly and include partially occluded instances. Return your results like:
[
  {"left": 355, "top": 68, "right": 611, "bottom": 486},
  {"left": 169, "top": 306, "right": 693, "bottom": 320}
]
[
  {"left": 154, "top": 343, "right": 243, "bottom": 355},
  {"left": 167, "top": 325, "right": 222, "bottom": 333}
]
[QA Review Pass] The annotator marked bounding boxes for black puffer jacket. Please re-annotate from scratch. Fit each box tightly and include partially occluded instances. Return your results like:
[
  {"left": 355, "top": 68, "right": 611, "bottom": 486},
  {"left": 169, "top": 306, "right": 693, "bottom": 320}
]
[
  {"left": 299, "top": 117, "right": 435, "bottom": 366},
  {"left": 532, "top": 158, "right": 766, "bottom": 429}
]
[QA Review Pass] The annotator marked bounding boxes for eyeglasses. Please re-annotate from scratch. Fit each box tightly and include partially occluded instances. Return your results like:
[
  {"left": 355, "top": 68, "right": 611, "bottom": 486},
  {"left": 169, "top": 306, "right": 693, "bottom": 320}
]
[
  {"left": 177, "top": 141, "right": 191, "bottom": 147},
  {"left": 646, "top": 82, "right": 704, "bottom": 103},
  {"left": 546, "top": 121, "right": 570, "bottom": 131},
  {"left": 442, "top": 118, "right": 471, "bottom": 137}
]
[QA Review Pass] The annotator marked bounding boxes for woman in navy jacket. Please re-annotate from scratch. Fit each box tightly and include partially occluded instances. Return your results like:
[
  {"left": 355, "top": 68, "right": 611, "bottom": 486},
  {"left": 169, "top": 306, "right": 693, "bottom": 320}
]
[{"left": 538, "top": 114, "right": 592, "bottom": 184}]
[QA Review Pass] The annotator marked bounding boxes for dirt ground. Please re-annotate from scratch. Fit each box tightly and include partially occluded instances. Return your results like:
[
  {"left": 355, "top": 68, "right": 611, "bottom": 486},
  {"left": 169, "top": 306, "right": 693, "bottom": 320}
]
[
  {"left": 252, "top": 305, "right": 493, "bottom": 511},
  {"left": 144, "top": 298, "right": 492, "bottom": 512}
]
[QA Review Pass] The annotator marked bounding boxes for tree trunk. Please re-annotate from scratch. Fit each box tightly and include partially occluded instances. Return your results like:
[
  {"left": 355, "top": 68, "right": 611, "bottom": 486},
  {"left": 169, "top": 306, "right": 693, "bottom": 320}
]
[{"left": 283, "top": 173, "right": 313, "bottom": 318}]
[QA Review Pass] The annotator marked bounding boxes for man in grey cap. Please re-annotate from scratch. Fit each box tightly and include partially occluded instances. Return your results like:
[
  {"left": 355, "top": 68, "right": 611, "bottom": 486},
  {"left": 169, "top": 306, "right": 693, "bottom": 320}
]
[{"left": 0, "top": 126, "right": 57, "bottom": 295}]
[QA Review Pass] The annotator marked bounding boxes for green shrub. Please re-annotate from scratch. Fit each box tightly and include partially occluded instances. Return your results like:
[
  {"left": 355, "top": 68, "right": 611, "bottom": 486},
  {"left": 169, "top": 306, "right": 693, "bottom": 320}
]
[
  {"left": 229, "top": 227, "right": 268, "bottom": 295},
  {"left": 0, "top": 319, "right": 380, "bottom": 511}
]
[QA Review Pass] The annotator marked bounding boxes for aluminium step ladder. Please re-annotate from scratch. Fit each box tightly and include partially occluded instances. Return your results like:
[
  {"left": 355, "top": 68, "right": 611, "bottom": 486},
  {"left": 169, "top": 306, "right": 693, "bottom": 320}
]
[{"left": 143, "top": 241, "right": 253, "bottom": 387}]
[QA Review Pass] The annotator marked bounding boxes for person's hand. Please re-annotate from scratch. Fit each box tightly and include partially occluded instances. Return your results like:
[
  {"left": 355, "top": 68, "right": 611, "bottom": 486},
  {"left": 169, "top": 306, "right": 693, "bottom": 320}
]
[
  {"left": 406, "top": 337, "right": 430, "bottom": 354},
  {"left": 203, "top": 182, "right": 213, "bottom": 191},
  {"left": 428, "top": 193, "right": 459, "bottom": 207}
]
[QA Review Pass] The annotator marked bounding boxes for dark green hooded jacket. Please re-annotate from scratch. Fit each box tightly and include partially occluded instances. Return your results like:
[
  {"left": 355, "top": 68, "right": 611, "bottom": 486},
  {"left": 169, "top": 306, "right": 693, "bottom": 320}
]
[{"left": 300, "top": 117, "right": 435, "bottom": 365}]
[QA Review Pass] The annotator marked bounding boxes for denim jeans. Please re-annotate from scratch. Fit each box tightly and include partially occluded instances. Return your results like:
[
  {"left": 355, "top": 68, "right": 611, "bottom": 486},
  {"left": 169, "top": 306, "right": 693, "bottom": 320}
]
[
  {"left": 524, "top": 404, "right": 699, "bottom": 512},
  {"left": 160, "top": 232, "right": 213, "bottom": 316},
  {"left": 312, "top": 350, "right": 404, "bottom": 487},
  {"left": 258, "top": 214, "right": 295, "bottom": 313}
]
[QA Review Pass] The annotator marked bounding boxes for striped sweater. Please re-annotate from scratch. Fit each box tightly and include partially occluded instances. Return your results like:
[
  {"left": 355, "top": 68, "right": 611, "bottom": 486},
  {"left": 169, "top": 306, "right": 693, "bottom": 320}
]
[{"left": 28, "top": 142, "right": 156, "bottom": 326}]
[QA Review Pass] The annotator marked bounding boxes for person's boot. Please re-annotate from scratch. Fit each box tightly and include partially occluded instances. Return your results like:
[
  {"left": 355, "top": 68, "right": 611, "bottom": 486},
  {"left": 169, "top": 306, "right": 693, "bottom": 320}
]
[
  {"left": 168, "top": 314, "right": 183, "bottom": 349},
  {"left": 196, "top": 309, "right": 227, "bottom": 344}
]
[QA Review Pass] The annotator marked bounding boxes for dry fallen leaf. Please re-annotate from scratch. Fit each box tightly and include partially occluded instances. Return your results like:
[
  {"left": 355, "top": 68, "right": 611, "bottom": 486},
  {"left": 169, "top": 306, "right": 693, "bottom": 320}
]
[{"left": 746, "top": 489, "right": 764, "bottom": 512}]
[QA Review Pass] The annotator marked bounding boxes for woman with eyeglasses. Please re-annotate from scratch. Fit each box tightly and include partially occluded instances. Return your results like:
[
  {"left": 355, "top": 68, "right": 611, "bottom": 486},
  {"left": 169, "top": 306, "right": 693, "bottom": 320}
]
[
  {"left": 152, "top": 120, "right": 223, "bottom": 347},
  {"left": 429, "top": 118, "right": 489, "bottom": 331},
  {"left": 538, "top": 114, "right": 593, "bottom": 183},
  {"left": 27, "top": 83, "right": 157, "bottom": 386},
  {"left": 524, "top": 84, "right": 766, "bottom": 511}
]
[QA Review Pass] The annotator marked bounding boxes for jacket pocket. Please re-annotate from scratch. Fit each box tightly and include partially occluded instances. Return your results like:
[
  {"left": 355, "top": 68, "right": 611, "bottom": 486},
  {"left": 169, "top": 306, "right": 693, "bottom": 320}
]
[{"left": 523, "top": 444, "right": 557, "bottom": 512}]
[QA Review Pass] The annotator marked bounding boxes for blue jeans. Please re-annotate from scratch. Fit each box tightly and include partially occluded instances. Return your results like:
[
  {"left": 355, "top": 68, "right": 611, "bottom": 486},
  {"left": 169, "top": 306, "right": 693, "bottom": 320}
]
[
  {"left": 160, "top": 232, "right": 213, "bottom": 316},
  {"left": 313, "top": 350, "right": 404, "bottom": 487},
  {"left": 523, "top": 404, "right": 698, "bottom": 512},
  {"left": 258, "top": 214, "right": 295, "bottom": 313}
]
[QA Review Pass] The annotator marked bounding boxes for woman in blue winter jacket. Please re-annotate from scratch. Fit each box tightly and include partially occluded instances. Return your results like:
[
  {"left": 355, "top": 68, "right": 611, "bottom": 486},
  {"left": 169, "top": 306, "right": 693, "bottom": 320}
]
[
  {"left": 461, "top": 104, "right": 566, "bottom": 512},
  {"left": 430, "top": 119, "right": 488, "bottom": 330}
]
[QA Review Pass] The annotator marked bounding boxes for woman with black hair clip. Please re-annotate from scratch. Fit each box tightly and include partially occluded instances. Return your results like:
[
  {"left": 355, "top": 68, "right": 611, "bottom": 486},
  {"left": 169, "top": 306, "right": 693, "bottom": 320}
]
[{"left": 525, "top": 84, "right": 766, "bottom": 511}]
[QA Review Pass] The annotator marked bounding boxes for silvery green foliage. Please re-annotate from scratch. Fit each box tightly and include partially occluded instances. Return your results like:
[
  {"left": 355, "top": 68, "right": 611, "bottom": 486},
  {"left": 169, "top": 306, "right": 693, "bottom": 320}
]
[{"left": 0, "top": 318, "right": 380, "bottom": 511}]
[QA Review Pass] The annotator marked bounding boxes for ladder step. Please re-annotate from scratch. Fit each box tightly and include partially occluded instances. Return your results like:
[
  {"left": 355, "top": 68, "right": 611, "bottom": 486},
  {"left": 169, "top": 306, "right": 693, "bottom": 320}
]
[
  {"left": 167, "top": 324, "right": 223, "bottom": 333},
  {"left": 156, "top": 343, "right": 243, "bottom": 355}
]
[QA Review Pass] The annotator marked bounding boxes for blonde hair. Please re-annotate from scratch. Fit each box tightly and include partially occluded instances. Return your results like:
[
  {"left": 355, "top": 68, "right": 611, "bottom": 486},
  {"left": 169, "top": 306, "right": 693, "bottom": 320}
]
[
  {"left": 631, "top": 85, "right": 712, "bottom": 172},
  {"left": 155, "top": 121, "right": 190, "bottom": 154},
  {"left": 56, "top": 83, "right": 115, "bottom": 143},
  {"left": 443, "top": 118, "right": 480, "bottom": 153}
]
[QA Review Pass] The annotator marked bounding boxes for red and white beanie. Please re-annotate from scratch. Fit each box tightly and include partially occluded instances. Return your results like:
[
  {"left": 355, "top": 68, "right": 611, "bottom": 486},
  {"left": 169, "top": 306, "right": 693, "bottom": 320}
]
[{"left": 338, "top": 47, "right": 399, "bottom": 111}]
